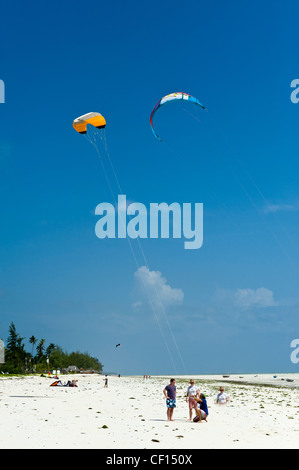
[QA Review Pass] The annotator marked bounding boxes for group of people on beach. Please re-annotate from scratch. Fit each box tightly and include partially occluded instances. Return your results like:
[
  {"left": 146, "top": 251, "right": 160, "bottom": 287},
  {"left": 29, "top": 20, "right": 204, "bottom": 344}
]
[{"left": 163, "top": 378, "right": 230, "bottom": 422}]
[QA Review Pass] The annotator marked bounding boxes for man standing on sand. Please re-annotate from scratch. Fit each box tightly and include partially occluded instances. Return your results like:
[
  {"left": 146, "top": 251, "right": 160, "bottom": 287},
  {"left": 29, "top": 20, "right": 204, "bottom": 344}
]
[{"left": 163, "top": 378, "right": 176, "bottom": 421}]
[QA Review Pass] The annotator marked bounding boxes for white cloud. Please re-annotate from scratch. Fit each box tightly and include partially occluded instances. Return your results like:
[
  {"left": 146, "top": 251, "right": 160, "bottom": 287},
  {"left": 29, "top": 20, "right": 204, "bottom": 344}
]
[
  {"left": 132, "top": 301, "right": 143, "bottom": 310},
  {"left": 134, "top": 266, "right": 184, "bottom": 310},
  {"left": 234, "top": 287, "right": 278, "bottom": 309},
  {"left": 263, "top": 203, "right": 299, "bottom": 214}
]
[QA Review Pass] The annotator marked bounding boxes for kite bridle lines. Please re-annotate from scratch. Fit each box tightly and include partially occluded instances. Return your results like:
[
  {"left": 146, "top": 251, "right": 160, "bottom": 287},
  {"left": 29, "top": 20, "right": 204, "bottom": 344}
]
[{"left": 84, "top": 126, "right": 187, "bottom": 374}]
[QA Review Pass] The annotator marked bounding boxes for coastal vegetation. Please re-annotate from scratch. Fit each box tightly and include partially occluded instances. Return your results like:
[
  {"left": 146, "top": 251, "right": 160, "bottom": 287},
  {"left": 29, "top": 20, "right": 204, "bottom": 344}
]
[{"left": 0, "top": 322, "right": 103, "bottom": 374}]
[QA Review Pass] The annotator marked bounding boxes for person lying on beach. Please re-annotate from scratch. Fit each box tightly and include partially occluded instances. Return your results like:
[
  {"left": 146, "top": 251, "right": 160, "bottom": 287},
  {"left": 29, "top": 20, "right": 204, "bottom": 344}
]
[
  {"left": 216, "top": 387, "right": 230, "bottom": 404},
  {"left": 50, "top": 380, "right": 78, "bottom": 387},
  {"left": 194, "top": 393, "right": 208, "bottom": 422},
  {"left": 163, "top": 379, "right": 176, "bottom": 421},
  {"left": 186, "top": 380, "right": 200, "bottom": 420}
]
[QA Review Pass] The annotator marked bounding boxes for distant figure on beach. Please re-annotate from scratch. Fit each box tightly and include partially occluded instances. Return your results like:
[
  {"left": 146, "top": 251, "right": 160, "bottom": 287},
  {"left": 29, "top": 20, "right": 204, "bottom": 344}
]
[
  {"left": 104, "top": 375, "right": 108, "bottom": 388},
  {"left": 163, "top": 378, "right": 176, "bottom": 421},
  {"left": 216, "top": 387, "right": 230, "bottom": 404},
  {"left": 194, "top": 393, "right": 209, "bottom": 422},
  {"left": 186, "top": 379, "right": 200, "bottom": 420}
]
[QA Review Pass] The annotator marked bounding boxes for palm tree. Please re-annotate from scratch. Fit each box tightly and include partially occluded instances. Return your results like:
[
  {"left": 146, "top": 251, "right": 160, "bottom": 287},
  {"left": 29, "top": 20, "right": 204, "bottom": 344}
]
[
  {"left": 46, "top": 343, "right": 56, "bottom": 357},
  {"left": 35, "top": 339, "right": 45, "bottom": 362},
  {"left": 29, "top": 336, "right": 37, "bottom": 356}
]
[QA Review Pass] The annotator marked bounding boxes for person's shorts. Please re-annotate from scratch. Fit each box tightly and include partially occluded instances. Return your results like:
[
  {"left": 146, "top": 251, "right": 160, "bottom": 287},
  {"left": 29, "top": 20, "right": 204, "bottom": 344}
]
[
  {"left": 188, "top": 397, "right": 198, "bottom": 409},
  {"left": 166, "top": 398, "right": 176, "bottom": 408},
  {"left": 193, "top": 410, "right": 207, "bottom": 422}
]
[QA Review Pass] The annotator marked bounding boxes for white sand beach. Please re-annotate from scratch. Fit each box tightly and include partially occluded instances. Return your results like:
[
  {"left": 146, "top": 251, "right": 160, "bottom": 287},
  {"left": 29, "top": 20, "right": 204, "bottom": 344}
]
[{"left": 1, "top": 373, "right": 299, "bottom": 449}]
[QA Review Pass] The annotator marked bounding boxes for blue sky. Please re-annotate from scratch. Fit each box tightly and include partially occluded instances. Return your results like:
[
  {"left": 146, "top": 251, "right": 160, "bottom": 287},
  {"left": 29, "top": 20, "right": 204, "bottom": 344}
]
[{"left": 0, "top": 0, "right": 298, "bottom": 375}]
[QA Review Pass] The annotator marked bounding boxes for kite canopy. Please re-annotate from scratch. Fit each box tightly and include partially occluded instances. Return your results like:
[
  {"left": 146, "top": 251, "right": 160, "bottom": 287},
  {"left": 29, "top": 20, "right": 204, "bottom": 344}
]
[
  {"left": 150, "top": 92, "right": 206, "bottom": 141},
  {"left": 73, "top": 112, "right": 106, "bottom": 134}
]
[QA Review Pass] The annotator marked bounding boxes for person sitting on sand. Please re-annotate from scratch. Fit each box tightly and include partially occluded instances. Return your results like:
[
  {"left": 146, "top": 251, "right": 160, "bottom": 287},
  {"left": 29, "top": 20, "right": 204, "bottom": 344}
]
[
  {"left": 163, "top": 378, "right": 176, "bottom": 421},
  {"left": 216, "top": 387, "right": 230, "bottom": 404},
  {"left": 186, "top": 380, "right": 200, "bottom": 420}
]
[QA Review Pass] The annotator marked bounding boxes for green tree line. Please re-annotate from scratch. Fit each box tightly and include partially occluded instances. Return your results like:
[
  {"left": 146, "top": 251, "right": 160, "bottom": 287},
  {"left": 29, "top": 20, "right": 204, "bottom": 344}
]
[{"left": 0, "top": 322, "right": 103, "bottom": 374}]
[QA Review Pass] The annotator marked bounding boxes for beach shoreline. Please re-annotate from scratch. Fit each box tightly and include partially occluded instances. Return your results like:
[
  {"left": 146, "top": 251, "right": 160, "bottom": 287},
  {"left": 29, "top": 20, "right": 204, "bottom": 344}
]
[
  {"left": 149, "top": 373, "right": 299, "bottom": 389},
  {"left": 1, "top": 373, "right": 299, "bottom": 449}
]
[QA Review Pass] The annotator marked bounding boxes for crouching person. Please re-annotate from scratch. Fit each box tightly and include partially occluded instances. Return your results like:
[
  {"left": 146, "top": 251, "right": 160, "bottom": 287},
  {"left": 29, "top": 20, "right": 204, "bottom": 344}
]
[{"left": 193, "top": 393, "right": 209, "bottom": 423}]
